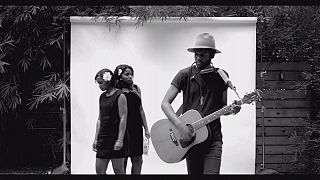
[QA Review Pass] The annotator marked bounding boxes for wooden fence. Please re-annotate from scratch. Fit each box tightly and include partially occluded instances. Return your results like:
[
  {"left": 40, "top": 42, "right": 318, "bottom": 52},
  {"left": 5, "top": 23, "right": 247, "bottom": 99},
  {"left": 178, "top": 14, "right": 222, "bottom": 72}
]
[
  {"left": 255, "top": 62, "right": 311, "bottom": 173},
  {"left": 24, "top": 104, "right": 63, "bottom": 166}
]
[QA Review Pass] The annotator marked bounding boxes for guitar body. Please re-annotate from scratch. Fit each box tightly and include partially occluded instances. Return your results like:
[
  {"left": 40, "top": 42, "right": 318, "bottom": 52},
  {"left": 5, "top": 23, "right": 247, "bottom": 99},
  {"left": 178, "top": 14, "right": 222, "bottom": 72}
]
[
  {"left": 151, "top": 89, "right": 262, "bottom": 164},
  {"left": 151, "top": 109, "right": 209, "bottom": 163}
]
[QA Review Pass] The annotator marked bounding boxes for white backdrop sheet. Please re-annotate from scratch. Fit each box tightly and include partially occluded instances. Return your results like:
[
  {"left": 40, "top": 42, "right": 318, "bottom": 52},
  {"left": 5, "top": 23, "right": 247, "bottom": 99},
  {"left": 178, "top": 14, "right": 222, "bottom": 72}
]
[{"left": 70, "top": 17, "right": 257, "bottom": 174}]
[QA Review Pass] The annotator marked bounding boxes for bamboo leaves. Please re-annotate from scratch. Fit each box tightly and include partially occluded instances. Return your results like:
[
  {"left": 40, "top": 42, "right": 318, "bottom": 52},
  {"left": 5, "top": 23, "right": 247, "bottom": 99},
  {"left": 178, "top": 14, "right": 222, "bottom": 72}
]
[
  {"left": 0, "top": 81, "right": 21, "bottom": 113},
  {"left": 55, "top": 82, "right": 69, "bottom": 101},
  {"left": 0, "top": 60, "right": 10, "bottom": 74},
  {"left": 0, "top": 35, "right": 16, "bottom": 53},
  {"left": 46, "top": 24, "right": 64, "bottom": 50},
  {"left": 17, "top": 58, "right": 31, "bottom": 72},
  {"left": 27, "top": 72, "right": 69, "bottom": 110},
  {"left": 40, "top": 56, "right": 52, "bottom": 70}
]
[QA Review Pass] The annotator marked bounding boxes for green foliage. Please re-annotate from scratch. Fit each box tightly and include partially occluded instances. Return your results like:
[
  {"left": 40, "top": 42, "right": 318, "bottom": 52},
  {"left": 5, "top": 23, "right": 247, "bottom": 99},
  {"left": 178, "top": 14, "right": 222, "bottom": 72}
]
[
  {"left": 0, "top": 60, "right": 10, "bottom": 74},
  {"left": 0, "top": 5, "right": 132, "bottom": 114},
  {"left": 287, "top": 8, "right": 320, "bottom": 173},
  {"left": 258, "top": 6, "right": 320, "bottom": 62},
  {"left": 291, "top": 72, "right": 320, "bottom": 174},
  {"left": 27, "top": 72, "right": 70, "bottom": 110},
  {"left": 0, "top": 81, "right": 21, "bottom": 114},
  {"left": 129, "top": 6, "right": 217, "bottom": 24},
  {"left": 0, "top": 5, "right": 131, "bottom": 166},
  {"left": 0, "top": 6, "right": 64, "bottom": 113},
  {"left": 289, "top": 128, "right": 320, "bottom": 174}
]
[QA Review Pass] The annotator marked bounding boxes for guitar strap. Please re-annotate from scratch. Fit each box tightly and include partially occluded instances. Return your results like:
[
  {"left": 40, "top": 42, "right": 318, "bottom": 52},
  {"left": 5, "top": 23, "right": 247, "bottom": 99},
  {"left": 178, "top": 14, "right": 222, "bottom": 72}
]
[
  {"left": 198, "top": 63, "right": 231, "bottom": 141},
  {"left": 189, "top": 63, "right": 227, "bottom": 141}
]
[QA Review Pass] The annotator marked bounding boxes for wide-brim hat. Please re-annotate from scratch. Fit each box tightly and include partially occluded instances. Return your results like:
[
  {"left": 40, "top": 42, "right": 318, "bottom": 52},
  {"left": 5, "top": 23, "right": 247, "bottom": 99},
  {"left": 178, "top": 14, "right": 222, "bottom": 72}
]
[{"left": 187, "top": 33, "right": 221, "bottom": 53}]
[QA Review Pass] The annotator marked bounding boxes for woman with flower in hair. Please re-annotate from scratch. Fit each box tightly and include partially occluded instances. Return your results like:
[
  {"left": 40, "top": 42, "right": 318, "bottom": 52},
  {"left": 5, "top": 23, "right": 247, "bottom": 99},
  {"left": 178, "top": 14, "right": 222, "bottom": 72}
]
[
  {"left": 114, "top": 64, "right": 150, "bottom": 174},
  {"left": 92, "top": 68, "right": 128, "bottom": 174}
]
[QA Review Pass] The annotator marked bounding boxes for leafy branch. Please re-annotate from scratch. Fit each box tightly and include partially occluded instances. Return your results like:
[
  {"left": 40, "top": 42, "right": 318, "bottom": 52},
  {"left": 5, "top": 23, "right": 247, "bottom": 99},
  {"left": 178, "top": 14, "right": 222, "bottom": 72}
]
[
  {"left": 0, "top": 81, "right": 21, "bottom": 114},
  {"left": 27, "top": 72, "right": 70, "bottom": 110}
]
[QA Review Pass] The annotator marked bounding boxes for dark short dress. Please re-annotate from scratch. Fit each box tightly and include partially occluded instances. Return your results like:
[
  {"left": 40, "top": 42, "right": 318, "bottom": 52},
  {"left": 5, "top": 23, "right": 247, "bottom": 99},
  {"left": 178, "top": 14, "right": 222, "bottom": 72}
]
[
  {"left": 96, "top": 89, "right": 127, "bottom": 159},
  {"left": 124, "top": 90, "right": 143, "bottom": 157}
]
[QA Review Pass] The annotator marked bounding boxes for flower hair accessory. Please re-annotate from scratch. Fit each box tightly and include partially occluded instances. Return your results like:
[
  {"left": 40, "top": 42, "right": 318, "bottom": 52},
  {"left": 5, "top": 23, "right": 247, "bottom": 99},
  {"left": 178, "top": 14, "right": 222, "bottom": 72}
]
[
  {"left": 118, "top": 69, "right": 122, "bottom": 76},
  {"left": 102, "top": 72, "right": 112, "bottom": 82}
]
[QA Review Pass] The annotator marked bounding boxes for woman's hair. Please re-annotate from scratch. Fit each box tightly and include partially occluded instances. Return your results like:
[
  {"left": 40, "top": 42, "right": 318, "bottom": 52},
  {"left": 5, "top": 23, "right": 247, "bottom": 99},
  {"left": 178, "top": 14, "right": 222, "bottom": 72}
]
[
  {"left": 94, "top": 68, "right": 116, "bottom": 87},
  {"left": 114, "top": 64, "right": 134, "bottom": 89}
]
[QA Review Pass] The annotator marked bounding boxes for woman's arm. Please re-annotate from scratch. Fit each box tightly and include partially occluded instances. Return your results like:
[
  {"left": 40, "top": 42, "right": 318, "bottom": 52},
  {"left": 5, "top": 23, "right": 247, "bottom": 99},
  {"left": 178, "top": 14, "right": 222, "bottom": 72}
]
[
  {"left": 92, "top": 112, "right": 101, "bottom": 152},
  {"left": 114, "top": 93, "right": 128, "bottom": 150},
  {"left": 136, "top": 85, "right": 150, "bottom": 138},
  {"left": 139, "top": 103, "right": 150, "bottom": 139}
]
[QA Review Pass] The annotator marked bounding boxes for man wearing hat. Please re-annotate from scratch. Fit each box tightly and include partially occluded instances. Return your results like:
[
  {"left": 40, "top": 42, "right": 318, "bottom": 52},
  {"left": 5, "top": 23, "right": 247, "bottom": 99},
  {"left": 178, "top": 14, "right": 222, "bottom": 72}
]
[{"left": 161, "top": 33, "right": 241, "bottom": 174}]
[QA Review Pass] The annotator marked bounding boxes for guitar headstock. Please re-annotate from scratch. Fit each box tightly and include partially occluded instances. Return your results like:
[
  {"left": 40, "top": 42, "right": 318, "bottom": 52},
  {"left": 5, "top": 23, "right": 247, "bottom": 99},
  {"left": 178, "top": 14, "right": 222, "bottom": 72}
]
[{"left": 237, "top": 89, "right": 262, "bottom": 105}]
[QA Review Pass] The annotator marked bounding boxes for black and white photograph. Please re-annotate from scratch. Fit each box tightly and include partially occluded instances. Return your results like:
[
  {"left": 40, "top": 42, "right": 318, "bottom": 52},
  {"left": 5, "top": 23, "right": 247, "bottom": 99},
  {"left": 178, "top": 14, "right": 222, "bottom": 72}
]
[{"left": 0, "top": 6, "right": 319, "bottom": 175}]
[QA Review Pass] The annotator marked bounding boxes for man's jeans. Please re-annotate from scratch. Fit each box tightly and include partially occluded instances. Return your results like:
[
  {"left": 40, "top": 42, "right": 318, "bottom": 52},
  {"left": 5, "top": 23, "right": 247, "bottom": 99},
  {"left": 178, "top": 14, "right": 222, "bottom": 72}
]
[{"left": 186, "top": 140, "right": 223, "bottom": 174}]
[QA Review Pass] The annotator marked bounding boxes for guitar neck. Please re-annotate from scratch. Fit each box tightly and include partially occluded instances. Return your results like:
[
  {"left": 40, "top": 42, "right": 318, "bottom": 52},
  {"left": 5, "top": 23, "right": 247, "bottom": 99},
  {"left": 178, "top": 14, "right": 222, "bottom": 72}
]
[{"left": 191, "top": 103, "right": 240, "bottom": 131}]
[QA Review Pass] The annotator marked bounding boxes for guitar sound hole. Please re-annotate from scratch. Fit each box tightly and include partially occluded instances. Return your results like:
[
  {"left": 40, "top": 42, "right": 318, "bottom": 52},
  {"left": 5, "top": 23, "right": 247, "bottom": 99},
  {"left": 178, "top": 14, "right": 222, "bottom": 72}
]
[
  {"left": 179, "top": 124, "right": 196, "bottom": 148},
  {"left": 186, "top": 124, "right": 195, "bottom": 133}
]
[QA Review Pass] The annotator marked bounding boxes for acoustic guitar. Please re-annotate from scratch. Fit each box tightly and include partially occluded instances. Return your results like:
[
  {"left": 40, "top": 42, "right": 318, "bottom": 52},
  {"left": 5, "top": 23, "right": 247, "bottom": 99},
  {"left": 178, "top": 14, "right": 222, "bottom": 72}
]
[{"left": 151, "top": 90, "right": 262, "bottom": 163}]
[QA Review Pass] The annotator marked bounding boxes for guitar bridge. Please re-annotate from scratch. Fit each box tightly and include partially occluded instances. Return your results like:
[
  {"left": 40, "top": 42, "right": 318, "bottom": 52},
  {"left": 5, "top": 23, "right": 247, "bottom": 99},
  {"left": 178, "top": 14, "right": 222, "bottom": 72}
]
[{"left": 169, "top": 129, "right": 179, "bottom": 146}]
